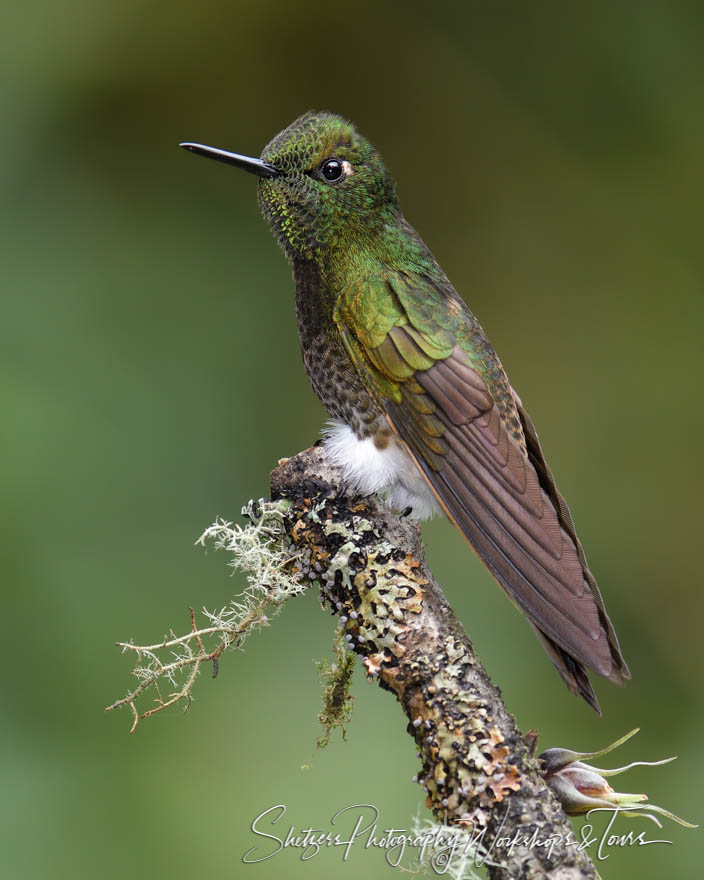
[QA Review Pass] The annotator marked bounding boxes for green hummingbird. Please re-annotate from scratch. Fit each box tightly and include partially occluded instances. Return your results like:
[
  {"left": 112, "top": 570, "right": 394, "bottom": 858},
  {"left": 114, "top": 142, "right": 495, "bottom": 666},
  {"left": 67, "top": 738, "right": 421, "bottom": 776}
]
[{"left": 181, "top": 111, "right": 630, "bottom": 713}]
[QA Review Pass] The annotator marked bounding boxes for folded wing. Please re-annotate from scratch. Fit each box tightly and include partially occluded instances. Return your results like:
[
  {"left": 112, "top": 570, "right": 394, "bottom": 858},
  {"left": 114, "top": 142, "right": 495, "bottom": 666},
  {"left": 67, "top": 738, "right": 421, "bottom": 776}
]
[{"left": 335, "top": 272, "right": 630, "bottom": 712}]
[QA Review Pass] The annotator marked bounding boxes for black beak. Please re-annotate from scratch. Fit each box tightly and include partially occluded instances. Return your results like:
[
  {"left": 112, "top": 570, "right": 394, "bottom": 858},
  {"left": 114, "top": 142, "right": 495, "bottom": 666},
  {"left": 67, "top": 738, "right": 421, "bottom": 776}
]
[{"left": 179, "top": 142, "right": 279, "bottom": 179}]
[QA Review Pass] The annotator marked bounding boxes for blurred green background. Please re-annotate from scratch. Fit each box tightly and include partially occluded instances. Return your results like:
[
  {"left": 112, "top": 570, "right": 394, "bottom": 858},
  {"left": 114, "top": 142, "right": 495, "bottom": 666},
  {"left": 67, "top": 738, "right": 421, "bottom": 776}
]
[{"left": 2, "top": 1, "right": 702, "bottom": 877}]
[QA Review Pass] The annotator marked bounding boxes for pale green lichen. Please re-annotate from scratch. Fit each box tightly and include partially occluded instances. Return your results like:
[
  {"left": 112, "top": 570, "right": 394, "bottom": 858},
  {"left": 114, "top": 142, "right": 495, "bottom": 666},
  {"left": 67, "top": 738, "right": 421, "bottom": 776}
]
[
  {"left": 107, "top": 499, "right": 307, "bottom": 732},
  {"left": 405, "top": 812, "right": 500, "bottom": 879}
]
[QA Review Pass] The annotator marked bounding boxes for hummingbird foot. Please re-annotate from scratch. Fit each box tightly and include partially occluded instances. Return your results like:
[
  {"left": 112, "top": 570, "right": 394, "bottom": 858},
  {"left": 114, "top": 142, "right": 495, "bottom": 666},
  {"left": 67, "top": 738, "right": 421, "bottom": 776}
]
[{"left": 332, "top": 479, "right": 352, "bottom": 503}]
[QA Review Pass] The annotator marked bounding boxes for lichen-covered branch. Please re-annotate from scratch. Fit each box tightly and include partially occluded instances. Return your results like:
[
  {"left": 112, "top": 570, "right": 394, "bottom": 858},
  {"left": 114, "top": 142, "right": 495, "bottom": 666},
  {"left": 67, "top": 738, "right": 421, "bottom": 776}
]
[
  {"left": 107, "top": 445, "right": 693, "bottom": 876},
  {"left": 270, "top": 446, "right": 596, "bottom": 880}
]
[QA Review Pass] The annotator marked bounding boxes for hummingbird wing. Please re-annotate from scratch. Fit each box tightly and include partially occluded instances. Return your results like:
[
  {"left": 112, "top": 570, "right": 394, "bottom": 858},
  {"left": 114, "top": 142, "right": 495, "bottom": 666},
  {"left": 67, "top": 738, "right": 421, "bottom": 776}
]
[{"left": 335, "top": 270, "right": 630, "bottom": 712}]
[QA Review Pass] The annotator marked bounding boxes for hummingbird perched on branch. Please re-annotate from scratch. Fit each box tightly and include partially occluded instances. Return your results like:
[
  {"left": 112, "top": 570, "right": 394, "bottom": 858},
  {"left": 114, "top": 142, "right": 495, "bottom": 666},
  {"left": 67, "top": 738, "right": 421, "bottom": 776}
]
[{"left": 181, "top": 111, "right": 630, "bottom": 713}]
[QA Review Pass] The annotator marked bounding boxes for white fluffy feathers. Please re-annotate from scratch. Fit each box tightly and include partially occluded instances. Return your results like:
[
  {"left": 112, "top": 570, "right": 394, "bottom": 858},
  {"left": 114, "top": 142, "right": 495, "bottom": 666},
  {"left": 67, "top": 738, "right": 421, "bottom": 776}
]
[{"left": 323, "top": 420, "right": 441, "bottom": 520}]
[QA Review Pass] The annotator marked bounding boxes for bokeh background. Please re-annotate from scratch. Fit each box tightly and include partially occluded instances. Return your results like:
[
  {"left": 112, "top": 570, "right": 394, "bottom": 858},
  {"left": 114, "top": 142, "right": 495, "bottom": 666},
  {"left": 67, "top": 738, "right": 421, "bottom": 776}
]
[{"left": 3, "top": 1, "right": 702, "bottom": 877}]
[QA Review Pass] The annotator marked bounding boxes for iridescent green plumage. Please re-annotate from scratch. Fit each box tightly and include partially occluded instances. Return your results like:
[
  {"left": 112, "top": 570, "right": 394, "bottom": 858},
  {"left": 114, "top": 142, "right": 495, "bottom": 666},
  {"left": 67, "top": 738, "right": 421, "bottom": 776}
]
[{"left": 181, "top": 111, "right": 630, "bottom": 712}]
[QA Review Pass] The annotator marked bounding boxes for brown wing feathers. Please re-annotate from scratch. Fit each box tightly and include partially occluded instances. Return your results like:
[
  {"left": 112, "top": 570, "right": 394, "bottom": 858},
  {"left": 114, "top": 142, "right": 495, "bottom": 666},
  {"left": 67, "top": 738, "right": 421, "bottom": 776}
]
[
  {"left": 383, "top": 341, "right": 629, "bottom": 712},
  {"left": 516, "top": 401, "right": 631, "bottom": 685}
]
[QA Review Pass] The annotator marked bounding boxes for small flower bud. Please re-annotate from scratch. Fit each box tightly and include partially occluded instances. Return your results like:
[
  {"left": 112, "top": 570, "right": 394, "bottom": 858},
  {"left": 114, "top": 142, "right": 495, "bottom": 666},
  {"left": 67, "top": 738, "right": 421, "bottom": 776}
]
[{"left": 540, "top": 728, "right": 696, "bottom": 828}]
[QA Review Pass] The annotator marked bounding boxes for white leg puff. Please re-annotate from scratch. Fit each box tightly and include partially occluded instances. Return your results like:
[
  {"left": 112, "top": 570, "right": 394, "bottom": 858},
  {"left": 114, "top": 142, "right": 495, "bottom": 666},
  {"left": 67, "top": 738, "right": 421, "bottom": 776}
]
[{"left": 323, "top": 420, "right": 441, "bottom": 520}]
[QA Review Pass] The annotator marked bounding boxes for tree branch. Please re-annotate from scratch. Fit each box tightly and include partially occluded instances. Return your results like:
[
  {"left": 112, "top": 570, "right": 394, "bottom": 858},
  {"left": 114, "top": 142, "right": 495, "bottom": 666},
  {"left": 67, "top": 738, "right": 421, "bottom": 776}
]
[{"left": 271, "top": 445, "right": 596, "bottom": 880}]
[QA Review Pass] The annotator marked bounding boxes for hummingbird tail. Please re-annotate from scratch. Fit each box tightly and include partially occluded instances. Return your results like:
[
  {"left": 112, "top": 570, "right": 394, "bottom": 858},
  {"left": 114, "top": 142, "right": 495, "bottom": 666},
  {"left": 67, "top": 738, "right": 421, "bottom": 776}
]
[{"left": 529, "top": 624, "right": 602, "bottom": 714}]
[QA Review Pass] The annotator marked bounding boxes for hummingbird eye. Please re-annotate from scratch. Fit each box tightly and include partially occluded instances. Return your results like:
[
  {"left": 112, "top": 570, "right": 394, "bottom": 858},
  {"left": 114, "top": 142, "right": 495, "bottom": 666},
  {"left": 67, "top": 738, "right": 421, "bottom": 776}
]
[{"left": 320, "top": 158, "right": 344, "bottom": 181}]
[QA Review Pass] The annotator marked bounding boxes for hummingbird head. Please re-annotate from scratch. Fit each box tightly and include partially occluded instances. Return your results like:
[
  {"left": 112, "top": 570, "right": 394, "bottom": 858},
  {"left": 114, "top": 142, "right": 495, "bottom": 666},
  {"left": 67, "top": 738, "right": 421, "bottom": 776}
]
[
  {"left": 258, "top": 111, "right": 399, "bottom": 262},
  {"left": 181, "top": 111, "right": 399, "bottom": 263}
]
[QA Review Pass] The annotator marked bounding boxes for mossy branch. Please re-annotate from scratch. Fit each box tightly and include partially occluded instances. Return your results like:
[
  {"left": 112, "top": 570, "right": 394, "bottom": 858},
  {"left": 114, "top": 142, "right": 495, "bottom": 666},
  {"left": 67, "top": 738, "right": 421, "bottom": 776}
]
[
  {"left": 266, "top": 447, "right": 600, "bottom": 879},
  {"left": 107, "top": 446, "right": 694, "bottom": 877}
]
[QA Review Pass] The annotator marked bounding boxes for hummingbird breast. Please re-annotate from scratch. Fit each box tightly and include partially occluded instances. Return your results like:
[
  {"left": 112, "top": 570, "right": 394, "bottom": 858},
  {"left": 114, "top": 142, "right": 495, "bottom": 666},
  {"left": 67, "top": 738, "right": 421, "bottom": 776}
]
[
  {"left": 294, "top": 258, "right": 380, "bottom": 433},
  {"left": 293, "top": 259, "right": 440, "bottom": 518}
]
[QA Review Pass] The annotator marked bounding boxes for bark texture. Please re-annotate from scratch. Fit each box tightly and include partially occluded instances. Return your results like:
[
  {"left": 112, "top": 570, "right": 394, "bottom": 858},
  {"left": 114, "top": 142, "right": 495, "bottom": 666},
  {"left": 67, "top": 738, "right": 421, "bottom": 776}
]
[{"left": 271, "top": 446, "right": 595, "bottom": 880}]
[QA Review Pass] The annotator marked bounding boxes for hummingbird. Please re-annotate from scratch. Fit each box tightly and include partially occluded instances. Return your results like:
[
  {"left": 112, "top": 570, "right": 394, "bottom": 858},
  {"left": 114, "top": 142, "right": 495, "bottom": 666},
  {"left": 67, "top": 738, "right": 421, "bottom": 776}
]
[{"left": 181, "top": 111, "right": 630, "bottom": 713}]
